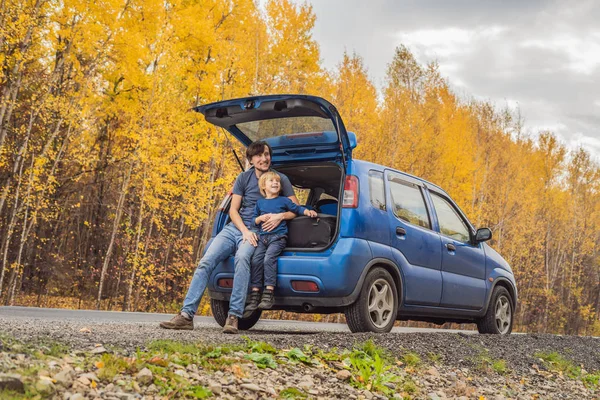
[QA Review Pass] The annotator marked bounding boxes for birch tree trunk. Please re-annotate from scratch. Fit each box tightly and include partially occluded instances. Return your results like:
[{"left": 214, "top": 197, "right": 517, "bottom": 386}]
[
  {"left": 0, "top": 143, "right": 29, "bottom": 298},
  {"left": 125, "top": 176, "right": 145, "bottom": 311},
  {"left": 96, "top": 163, "right": 132, "bottom": 309}
]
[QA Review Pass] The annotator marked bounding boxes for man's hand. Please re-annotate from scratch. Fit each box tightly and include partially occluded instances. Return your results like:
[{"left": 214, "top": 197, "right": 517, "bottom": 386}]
[
  {"left": 242, "top": 229, "right": 258, "bottom": 247},
  {"left": 262, "top": 213, "right": 284, "bottom": 232},
  {"left": 305, "top": 209, "right": 318, "bottom": 218}
]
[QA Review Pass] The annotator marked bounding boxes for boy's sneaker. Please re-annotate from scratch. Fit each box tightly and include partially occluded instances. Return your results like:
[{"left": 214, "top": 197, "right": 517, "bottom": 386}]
[
  {"left": 258, "top": 289, "right": 275, "bottom": 310},
  {"left": 222, "top": 315, "right": 238, "bottom": 334},
  {"left": 159, "top": 313, "right": 193, "bottom": 330},
  {"left": 243, "top": 290, "right": 261, "bottom": 319}
]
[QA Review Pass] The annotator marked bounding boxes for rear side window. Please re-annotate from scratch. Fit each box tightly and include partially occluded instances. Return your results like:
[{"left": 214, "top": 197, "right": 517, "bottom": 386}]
[
  {"left": 368, "top": 170, "right": 386, "bottom": 210},
  {"left": 387, "top": 174, "right": 430, "bottom": 229},
  {"left": 293, "top": 186, "right": 310, "bottom": 204},
  {"left": 430, "top": 193, "right": 470, "bottom": 242}
]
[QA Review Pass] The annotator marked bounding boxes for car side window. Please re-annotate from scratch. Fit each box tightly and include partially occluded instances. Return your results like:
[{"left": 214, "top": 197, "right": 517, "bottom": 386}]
[
  {"left": 430, "top": 193, "right": 470, "bottom": 243},
  {"left": 387, "top": 175, "right": 430, "bottom": 229},
  {"left": 293, "top": 186, "right": 310, "bottom": 204},
  {"left": 368, "top": 170, "right": 386, "bottom": 210}
]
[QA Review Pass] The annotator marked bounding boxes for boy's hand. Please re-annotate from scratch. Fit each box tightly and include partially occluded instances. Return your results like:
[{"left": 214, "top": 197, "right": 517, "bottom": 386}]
[
  {"left": 256, "top": 214, "right": 269, "bottom": 223},
  {"left": 305, "top": 210, "right": 318, "bottom": 218}
]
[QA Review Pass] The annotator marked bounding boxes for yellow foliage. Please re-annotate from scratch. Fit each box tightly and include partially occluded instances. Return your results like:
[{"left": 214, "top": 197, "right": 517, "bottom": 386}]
[{"left": 0, "top": 1, "right": 598, "bottom": 334}]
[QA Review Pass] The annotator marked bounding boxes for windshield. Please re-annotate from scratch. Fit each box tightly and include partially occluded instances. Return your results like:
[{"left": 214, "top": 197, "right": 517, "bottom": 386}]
[{"left": 237, "top": 116, "right": 336, "bottom": 141}]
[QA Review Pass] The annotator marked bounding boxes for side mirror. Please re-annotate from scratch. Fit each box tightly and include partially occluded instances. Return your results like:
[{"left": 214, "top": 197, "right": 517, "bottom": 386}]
[{"left": 475, "top": 228, "right": 492, "bottom": 243}]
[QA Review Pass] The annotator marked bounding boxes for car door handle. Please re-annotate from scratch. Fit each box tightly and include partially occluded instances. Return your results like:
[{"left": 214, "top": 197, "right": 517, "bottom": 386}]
[
  {"left": 446, "top": 243, "right": 456, "bottom": 251},
  {"left": 396, "top": 227, "right": 406, "bottom": 236}
]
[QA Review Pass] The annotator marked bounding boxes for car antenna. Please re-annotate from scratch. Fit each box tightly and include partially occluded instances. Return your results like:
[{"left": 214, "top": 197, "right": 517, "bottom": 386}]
[{"left": 220, "top": 127, "right": 245, "bottom": 172}]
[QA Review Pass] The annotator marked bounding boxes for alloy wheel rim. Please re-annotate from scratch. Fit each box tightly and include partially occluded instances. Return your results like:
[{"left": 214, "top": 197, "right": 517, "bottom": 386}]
[
  {"left": 495, "top": 295, "right": 512, "bottom": 334},
  {"left": 368, "top": 278, "right": 394, "bottom": 328}
]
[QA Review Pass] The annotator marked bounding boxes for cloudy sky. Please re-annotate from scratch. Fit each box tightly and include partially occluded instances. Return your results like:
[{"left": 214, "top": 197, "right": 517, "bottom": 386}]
[{"left": 300, "top": 0, "right": 600, "bottom": 159}]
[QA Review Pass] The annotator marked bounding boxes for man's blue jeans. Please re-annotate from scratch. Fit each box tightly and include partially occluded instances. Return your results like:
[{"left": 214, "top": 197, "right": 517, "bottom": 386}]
[{"left": 181, "top": 223, "right": 257, "bottom": 318}]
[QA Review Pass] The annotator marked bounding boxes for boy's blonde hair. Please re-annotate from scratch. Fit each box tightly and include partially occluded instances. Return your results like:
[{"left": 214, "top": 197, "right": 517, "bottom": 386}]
[{"left": 259, "top": 171, "right": 281, "bottom": 197}]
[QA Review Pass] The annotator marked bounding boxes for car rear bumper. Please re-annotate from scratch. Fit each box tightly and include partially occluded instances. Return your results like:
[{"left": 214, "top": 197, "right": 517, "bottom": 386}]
[{"left": 207, "top": 237, "right": 372, "bottom": 309}]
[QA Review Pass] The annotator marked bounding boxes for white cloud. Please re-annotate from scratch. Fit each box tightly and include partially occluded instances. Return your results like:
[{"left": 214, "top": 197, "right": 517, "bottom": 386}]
[
  {"left": 304, "top": 0, "right": 600, "bottom": 159},
  {"left": 520, "top": 33, "right": 600, "bottom": 74},
  {"left": 396, "top": 26, "right": 507, "bottom": 60},
  {"left": 568, "top": 133, "right": 600, "bottom": 160}
]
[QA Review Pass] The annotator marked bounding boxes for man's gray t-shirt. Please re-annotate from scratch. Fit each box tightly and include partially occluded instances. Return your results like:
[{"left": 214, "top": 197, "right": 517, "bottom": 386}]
[{"left": 232, "top": 168, "right": 295, "bottom": 228}]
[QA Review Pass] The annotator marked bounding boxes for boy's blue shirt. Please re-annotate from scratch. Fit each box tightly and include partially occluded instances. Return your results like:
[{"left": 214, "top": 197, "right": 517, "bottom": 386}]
[
  {"left": 232, "top": 168, "right": 294, "bottom": 228},
  {"left": 253, "top": 196, "right": 307, "bottom": 236}
]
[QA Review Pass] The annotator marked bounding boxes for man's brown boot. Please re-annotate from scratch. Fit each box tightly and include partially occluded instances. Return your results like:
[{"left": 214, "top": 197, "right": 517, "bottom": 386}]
[
  {"left": 159, "top": 313, "right": 193, "bottom": 330},
  {"left": 222, "top": 314, "right": 238, "bottom": 334}
]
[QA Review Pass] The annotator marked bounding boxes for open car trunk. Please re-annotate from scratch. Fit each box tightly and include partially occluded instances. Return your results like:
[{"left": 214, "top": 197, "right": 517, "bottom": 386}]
[
  {"left": 218, "top": 162, "right": 343, "bottom": 250},
  {"left": 276, "top": 162, "right": 343, "bottom": 250}
]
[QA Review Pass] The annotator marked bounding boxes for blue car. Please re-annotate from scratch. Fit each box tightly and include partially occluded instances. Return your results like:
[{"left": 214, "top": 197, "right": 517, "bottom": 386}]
[{"left": 195, "top": 95, "right": 517, "bottom": 334}]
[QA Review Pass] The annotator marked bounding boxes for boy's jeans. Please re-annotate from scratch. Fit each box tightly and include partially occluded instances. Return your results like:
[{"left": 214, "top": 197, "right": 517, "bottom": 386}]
[
  {"left": 250, "top": 233, "right": 287, "bottom": 288},
  {"left": 181, "top": 223, "right": 257, "bottom": 318}
]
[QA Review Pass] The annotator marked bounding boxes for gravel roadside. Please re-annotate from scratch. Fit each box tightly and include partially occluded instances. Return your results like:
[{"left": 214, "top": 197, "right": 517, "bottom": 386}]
[{"left": 0, "top": 316, "right": 599, "bottom": 399}]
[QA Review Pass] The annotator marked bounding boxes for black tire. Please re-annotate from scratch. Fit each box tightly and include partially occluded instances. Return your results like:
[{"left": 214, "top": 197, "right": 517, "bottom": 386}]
[
  {"left": 210, "top": 298, "right": 262, "bottom": 330},
  {"left": 477, "top": 286, "right": 513, "bottom": 334},
  {"left": 344, "top": 267, "right": 398, "bottom": 333}
]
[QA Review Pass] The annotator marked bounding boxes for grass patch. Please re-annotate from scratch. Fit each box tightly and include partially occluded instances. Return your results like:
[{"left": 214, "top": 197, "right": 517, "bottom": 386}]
[
  {"left": 426, "top": 352, "right": 442, "bottom": 364},
  {"left": 535, "top": 351, "right": 600, "bottom": 388},
  {"left": 582, "top": 373, "right": 600, "bottom": 388},
  {"left": 279, "top": 387, "right": 308, "bottom": 399},
  {"left": 345, "top": 340, "right": 399, "bottom": 396},
  {"left": 147, "top": 340, "right": 203, "bottom": 355},
  {"left": 0, "top": 389, "right": 32, "bottom": 399},
  {"left": 401, "top": 378, "right": 418, "bottom": 394},
  {"left": 15, "top": 364, "right": 43, "bottom": 377},
  {"left": 472, "top": 352, "right": 508, "bottom": 375},
  {"left": 286, "top": 348, "right": 313, "bottom": 365},
  {"left": 34, "top": 341, "right": 70, "bottom": 358},
  {"left": 0, "top": 336, "right": 428, "bottom": 399},
  {"left": 491, "top": 359, "right": 507, "bottom": 374},
  {"left": 245, "top": 352, "right": 277, "bottom": 369},
  {"left": 401, "top": 352, "right": 421, "bottom": 367},
  {"left": 97, "top": 353, "right": 136, "bottom": 382},
  {"left": 535, "top": 351, "right": 581, "bottom": 378},
  {"left": 244, "top": 338, "right": 277, "bottom": 354},
  {"left": 315, "top": 348, "right": 342, "bottom": 362},
  {"left": 146, "top": 340, "right": 243, "bottom": 371},
  {"left": 185, "top": 385, "right": 212, "bottom": 398}
]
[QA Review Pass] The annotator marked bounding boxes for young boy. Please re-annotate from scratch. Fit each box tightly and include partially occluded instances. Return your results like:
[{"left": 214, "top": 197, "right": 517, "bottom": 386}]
[{"left": 244, "top": 171, "right": 317, "bottom": 315}]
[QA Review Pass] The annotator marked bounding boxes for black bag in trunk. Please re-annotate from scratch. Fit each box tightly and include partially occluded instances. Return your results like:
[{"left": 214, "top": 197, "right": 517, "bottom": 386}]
[{"left": 287, "top": 215, "right": 336, "bottom": 248}]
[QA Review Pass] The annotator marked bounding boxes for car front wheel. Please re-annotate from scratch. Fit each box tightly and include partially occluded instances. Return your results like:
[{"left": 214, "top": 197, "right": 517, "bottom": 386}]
[
  {"left": 477, "top": 286, "right": 514, "bottom": 334},
  {"left": 344, "top": 267, "right": 398, "bottom": 333},
  {"left": 210, "top": 298, "right": 262, "bottom": 330}
]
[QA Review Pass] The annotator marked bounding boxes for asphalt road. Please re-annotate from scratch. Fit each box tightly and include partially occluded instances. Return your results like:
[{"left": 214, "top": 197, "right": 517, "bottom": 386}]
[{"left": 0, "top": 306, "right": 475, "bottom": 334}]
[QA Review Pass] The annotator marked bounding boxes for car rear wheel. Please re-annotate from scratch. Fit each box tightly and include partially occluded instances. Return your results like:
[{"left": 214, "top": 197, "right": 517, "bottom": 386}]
[
  {"left": 344, "top": 267, "right": 398, "bottom": 333},
  {"left": 477, "top": 286, "right": 513, "bottom": 334},
  {"left": 210, "top": 298, "right": 262, "bottom": 330}
]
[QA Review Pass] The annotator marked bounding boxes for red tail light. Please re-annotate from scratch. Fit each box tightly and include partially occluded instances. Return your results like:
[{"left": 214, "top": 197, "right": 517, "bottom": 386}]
[
  {"left": 218, "top": 278, "right": 233, "bottom": 288},
  {"left": 343, "top": 175, "right": 359, "bottom": 208},
  {"left": 291, "top": 281, "right": 319, "bottom": 292}
]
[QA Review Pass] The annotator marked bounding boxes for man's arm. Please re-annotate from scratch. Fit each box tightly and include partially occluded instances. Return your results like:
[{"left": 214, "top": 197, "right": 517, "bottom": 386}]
[
  {"left": 288, "top": 195, "right": 299, "bottom": 205},
  {"left": 261, "top": 197, "right": 299, "bottom": 232},
  {"left": 230, "top": 194, "right": 258, "bottom": 246}
]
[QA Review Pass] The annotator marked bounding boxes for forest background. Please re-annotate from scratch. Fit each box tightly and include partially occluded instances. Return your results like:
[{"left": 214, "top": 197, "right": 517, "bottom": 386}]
[{"left": 1, "top": 0, "right": 598, "bottom": 335}]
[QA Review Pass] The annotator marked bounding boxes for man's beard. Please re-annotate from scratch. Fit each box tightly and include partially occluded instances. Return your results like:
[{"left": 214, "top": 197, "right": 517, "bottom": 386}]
[{"left": 255, "top": 163, "right": 270, "bottom": 172}]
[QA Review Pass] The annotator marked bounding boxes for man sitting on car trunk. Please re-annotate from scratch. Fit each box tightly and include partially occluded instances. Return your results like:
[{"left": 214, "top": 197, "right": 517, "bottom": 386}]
[{"left": 160, "top": 141, "right": 298, "bottom": 334}]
